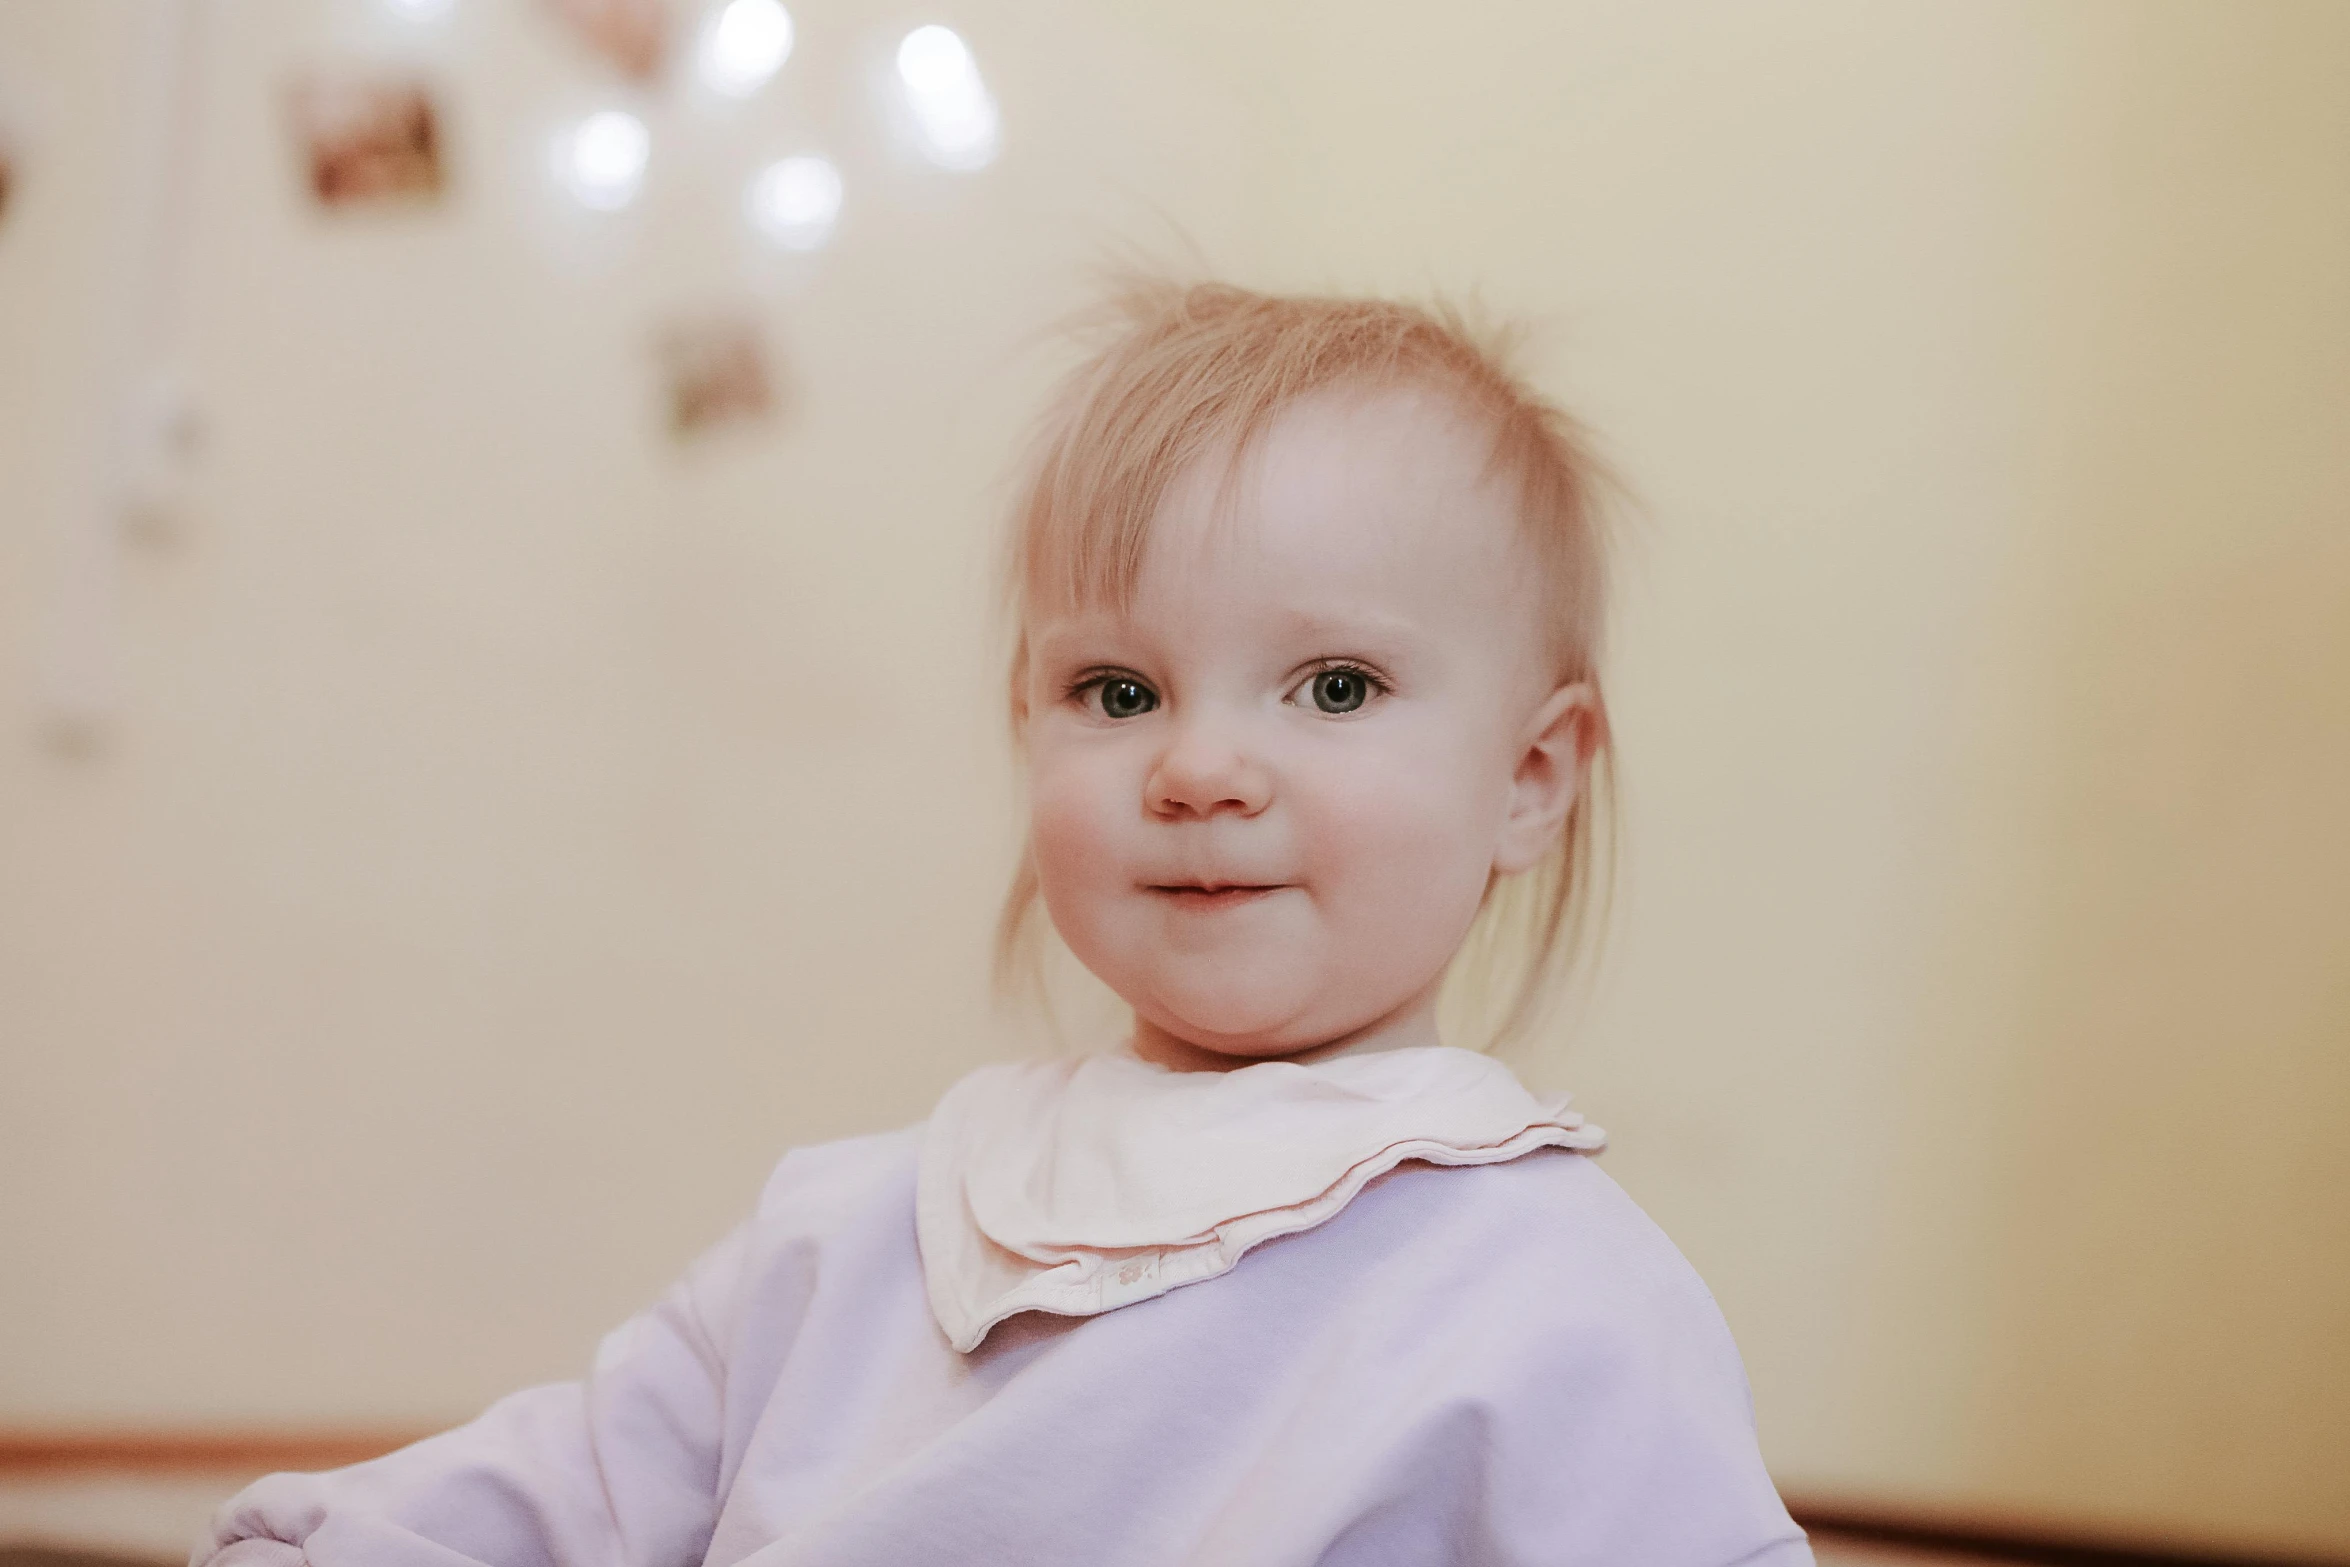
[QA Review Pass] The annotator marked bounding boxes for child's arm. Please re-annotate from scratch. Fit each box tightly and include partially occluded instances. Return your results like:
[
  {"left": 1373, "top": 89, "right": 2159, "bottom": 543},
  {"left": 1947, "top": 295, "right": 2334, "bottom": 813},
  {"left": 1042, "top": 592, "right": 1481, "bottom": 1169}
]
[{"left": 198, "top": 1220, "right": 748, "bottom": 1567}]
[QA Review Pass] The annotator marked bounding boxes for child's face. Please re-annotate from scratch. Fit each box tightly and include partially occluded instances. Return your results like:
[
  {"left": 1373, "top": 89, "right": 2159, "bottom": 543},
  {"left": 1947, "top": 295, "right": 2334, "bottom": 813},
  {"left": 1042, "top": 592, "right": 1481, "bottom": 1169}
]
[{"left": 1021, "top": 385, "right": 1594, "bottom": 1063}]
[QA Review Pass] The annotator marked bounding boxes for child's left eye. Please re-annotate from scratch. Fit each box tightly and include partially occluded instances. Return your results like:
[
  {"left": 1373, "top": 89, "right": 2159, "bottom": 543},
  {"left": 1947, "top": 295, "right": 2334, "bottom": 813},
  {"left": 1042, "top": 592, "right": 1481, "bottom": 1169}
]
[{"left": 1288, "top": 664, "right": 1384, "bottom": 715}]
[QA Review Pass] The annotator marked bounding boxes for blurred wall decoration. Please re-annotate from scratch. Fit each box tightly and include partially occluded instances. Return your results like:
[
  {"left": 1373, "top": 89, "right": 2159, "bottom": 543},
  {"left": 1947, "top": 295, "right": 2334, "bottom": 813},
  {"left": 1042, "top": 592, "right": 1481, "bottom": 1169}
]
[
  {"left": 1, "top": 0, "right": 2346, "bottom": 1561},
  {"left": 656, "top": 307, "right": 776, "bottom": 436},
  {"left": 541, "top": 0, "right": 667, "bottom": 82},
  {"left": 286, "top": 73, "right": 447, "bottom": 206}
]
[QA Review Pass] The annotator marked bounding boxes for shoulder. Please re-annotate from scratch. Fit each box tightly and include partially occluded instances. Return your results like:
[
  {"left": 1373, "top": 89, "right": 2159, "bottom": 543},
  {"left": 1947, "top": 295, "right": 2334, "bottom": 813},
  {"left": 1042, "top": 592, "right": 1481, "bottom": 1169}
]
[
  {"left": 1303, "top": 1149, "right": 1757, "bottom": 1403},
  {"left": 759, "top": 1052, "right": 1065, "bottom": 1218},
  {"left": 1480, "top": 1149, "right": 1727, "bottom": 1311},
  {"left": 662, "top": 1125, "right": 931, "bottom": 1389},
  {"left": 1140, "top": 1150, "right": 1802, "bottom": 1563},
  {"left": 1343, "top": 1147, "right": 1720, "bottom": 1310},
  {"left": 690, "top": 1126, "right": 924, "bottom": 1324},
  {"left": 744, "top": 1123, "right": 924, "bottom": 1246},
  {"left": 1304, "top": 1154, "right": 1802, "bottom": 1561}
]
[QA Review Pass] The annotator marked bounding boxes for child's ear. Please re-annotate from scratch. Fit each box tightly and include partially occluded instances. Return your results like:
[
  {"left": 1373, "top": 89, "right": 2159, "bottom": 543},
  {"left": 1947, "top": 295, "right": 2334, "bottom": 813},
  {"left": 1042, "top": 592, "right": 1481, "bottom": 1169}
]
[{"left": 1492, "top": 681, "right": 1603, "bottom": 875}]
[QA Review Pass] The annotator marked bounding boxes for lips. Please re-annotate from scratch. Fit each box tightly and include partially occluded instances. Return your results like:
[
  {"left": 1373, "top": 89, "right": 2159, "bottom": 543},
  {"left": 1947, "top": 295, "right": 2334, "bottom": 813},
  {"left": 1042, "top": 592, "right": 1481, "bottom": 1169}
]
[{"left": 1146, "top": 882, "right": 1288, "bottom": 908}]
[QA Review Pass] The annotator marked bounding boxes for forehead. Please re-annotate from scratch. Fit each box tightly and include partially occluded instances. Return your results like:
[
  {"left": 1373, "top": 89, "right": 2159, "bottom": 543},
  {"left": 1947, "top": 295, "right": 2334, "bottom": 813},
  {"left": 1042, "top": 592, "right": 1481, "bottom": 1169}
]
[{"left": 1132, "top": 383, "right": 1531, "bottom": 621}]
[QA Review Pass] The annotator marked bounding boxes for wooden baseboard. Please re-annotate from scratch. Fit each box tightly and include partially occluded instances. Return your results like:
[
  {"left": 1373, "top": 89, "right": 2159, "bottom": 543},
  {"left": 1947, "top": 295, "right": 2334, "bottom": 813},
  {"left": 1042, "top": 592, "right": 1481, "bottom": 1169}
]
[
  {"left": 0, "top": 1429, "right": 431, "bottom": 1476},
  {"left": 1787, "top": 1493, "right": 2350, "bottom": 1567}
]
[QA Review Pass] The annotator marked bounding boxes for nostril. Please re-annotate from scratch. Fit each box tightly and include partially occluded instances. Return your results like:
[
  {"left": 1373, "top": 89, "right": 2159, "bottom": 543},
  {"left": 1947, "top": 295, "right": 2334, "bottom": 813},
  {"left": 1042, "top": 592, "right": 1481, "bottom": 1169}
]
[{"left": 1146, "top": 735, "right": 1272, "bottom": 819}]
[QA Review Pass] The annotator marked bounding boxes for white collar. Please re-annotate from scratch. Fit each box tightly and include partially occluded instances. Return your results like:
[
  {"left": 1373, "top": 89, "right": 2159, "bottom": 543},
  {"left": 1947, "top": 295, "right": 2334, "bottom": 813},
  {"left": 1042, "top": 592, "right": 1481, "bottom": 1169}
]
[{"left": 916, "top": 1044, "right": 1605, "bottom": 1353}]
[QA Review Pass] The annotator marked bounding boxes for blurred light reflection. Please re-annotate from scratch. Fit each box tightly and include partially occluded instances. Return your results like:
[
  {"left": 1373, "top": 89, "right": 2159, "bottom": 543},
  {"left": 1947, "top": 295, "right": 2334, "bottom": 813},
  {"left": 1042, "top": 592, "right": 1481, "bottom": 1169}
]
[
  {"left": 381, "top": 0, "right": 456, "bottom": 19},
  {"left": 746, "top": 154, "right": 842, "bottom": 250},
  {"left": 553, "top": 110, "right": 650, "bottom": 211},
  {"left": 895, "top": 25, "right": 997, "bottom": 171},
  {"left": 698, "top": 0, "right": 794, "bottom": 99}
]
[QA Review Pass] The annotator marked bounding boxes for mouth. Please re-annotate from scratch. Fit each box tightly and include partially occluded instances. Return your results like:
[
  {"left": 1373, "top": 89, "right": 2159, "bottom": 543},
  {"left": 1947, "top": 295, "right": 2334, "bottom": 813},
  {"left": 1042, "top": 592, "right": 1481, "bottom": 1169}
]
[{"left": 1146, "top": 883, "right": 1289, "bottom": 908}]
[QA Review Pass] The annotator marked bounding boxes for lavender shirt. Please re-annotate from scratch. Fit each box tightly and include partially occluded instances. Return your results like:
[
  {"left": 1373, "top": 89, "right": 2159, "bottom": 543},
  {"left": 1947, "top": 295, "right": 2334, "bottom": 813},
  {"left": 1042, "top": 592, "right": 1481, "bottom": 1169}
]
[{"left": 202, "top": 1128, "right": 1811, "bottom": 1566}]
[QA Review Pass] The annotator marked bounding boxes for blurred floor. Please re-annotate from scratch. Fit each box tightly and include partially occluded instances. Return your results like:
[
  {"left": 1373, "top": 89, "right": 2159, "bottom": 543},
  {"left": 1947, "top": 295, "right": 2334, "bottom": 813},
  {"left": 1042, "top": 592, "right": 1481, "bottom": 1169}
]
[
  {"left": 1813, "top": 1542, "right": 2019, "bottom": 1566},
  {"left": 0, "top": 1473, "right": 255, "bottom": 1560},
  {"left": 0, "top": 1473, "right": 2063, "bottom": 1566}
]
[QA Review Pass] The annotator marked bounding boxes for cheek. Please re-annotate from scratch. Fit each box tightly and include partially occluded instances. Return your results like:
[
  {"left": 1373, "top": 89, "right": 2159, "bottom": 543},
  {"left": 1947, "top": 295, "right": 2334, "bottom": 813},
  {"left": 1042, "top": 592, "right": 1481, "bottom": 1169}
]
[
  {"left": 1026, "top": 745, "right": 1137, "bottom": 929},
  {"left": 1311, "top": 743, "right": 1494, "bottom": 868},
  {"left": 1298, "top": 741, "right": 1501, "bottom": 942}
]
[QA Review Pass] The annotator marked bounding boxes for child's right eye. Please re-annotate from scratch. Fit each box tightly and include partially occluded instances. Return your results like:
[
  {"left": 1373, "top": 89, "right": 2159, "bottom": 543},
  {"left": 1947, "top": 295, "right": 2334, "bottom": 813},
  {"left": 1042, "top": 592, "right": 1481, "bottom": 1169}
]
[{"left": 1088, "top": 677, "right": 1158, "bottom": 720}]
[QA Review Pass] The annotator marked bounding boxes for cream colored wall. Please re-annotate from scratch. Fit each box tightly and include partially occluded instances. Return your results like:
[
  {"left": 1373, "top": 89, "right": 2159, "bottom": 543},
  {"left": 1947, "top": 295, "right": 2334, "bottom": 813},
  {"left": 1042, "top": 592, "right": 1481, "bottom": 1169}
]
[
  {"left": 4, "top": 0, "right": 2346, "bottom": 1555},
  {"left": 1935, "top": 6, "right": 2350, "bottom": 1549}
]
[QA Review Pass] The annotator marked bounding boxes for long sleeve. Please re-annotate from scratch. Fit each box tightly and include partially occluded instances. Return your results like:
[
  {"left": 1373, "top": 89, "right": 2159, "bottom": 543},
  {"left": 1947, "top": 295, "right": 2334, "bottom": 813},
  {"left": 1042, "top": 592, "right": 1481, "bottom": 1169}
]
[{"left": 199, "top": 1221, "right": 749, "bottom": 1567}]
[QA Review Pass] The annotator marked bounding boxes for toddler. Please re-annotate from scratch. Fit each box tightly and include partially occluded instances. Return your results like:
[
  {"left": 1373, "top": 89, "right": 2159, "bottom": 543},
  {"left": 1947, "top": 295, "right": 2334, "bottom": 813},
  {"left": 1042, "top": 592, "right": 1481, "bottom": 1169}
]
[{"left": 201, "top": 281, "right": 1812, "bottom": 1566}]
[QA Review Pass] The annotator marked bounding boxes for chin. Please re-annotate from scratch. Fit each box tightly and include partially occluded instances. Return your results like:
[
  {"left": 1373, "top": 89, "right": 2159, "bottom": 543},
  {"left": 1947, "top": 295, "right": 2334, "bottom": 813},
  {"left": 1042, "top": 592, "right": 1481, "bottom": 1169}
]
[{"left": 1138, "top": 981, "right": 1334, "bottom": 1058}]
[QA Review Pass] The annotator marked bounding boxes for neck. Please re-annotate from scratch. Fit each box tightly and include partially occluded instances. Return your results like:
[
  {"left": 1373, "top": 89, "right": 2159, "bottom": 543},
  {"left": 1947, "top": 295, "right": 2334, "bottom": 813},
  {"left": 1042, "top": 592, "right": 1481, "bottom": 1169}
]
[{"left": 1127, "top": 984, "right": 1446, "bottom": 1073}]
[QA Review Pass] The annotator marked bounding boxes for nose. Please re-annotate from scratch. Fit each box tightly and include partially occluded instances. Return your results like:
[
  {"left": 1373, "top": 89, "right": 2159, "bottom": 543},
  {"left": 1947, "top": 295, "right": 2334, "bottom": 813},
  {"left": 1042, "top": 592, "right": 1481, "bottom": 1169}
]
[{"left": 1146, "top": 713, "right": 1272, "bottom": 820}]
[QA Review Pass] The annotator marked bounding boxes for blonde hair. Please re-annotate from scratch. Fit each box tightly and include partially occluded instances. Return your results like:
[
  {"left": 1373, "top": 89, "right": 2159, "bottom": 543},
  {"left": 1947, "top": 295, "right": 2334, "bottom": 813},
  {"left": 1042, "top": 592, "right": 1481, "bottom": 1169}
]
[{"left": 996, "top": 278, "right": 1619, "bottom": 1050}]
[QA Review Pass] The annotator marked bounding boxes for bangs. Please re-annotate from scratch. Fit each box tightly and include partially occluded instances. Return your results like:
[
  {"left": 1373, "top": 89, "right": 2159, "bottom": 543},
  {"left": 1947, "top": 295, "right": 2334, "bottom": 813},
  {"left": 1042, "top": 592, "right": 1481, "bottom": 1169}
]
[{"left": 1007, "top": 280, "right": 1609, "bottom": 676}]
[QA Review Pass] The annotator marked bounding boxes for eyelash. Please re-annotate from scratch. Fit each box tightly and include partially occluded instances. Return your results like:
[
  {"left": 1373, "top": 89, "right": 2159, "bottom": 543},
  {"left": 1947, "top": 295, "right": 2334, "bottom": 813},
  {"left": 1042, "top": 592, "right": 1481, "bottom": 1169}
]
[
  {"left": 1063, "top": 667, "right": 1141, "bottom": 702},
  {"left": 1287, "top": 659, "right": 1389, "bottom": 712}
]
